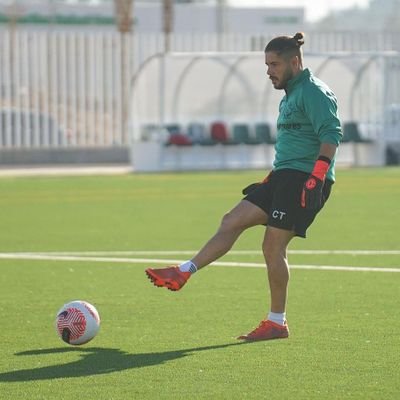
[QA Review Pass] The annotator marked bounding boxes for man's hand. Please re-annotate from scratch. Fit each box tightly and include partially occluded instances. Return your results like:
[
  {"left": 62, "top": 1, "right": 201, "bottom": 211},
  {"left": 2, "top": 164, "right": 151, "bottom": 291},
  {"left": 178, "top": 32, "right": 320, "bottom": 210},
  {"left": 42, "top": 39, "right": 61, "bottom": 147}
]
[
  {"left": 301, "top": 156, "right": 331, "bottom": 209},
  {"left": 301, "top": 175, "right": 324, "bottom": 209},
  {"left": 242, "top": 172, "right": 272, "bottom": 195}
]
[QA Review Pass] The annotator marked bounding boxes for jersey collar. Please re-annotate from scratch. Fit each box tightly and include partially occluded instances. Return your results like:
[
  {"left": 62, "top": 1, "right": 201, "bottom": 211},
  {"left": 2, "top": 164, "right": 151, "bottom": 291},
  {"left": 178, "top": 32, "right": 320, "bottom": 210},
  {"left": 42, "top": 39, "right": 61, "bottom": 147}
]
[{"left": 285, "top": 68, "right": 311, "bottom": 94}]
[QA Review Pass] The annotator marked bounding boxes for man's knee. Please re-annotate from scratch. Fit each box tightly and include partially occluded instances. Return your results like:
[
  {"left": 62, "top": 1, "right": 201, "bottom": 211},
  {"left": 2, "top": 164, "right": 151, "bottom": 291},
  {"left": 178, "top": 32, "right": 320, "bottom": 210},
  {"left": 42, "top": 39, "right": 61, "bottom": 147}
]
[
  {"left": 262, "top": 230, "right": 292, "bottom": 267},
  {"left": 263, "top": 244, "right": 287, "bottom": 268},
  {"left": 219, "top": 200, "right": 268, "bottom": 232},
  {"left": 219, "top": 211, "right": 243, "bottom": 232}
]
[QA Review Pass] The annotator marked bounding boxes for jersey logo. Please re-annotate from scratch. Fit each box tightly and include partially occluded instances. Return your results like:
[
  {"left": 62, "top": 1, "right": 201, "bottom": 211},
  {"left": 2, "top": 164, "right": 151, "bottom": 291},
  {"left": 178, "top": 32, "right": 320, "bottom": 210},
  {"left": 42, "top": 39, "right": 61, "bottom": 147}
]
[{"left": 281, "top": 101, "right": 296, "bottom": 119}]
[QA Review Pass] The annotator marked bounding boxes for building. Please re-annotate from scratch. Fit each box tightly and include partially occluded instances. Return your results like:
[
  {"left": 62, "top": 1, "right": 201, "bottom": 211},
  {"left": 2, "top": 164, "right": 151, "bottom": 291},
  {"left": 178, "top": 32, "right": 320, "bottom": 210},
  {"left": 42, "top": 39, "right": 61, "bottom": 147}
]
[
  {"left": 314, "top": 0, "right": 400, "bottom": 31},
  {"left": 0, "top": 1, "right": 305, "bottom": 34}
]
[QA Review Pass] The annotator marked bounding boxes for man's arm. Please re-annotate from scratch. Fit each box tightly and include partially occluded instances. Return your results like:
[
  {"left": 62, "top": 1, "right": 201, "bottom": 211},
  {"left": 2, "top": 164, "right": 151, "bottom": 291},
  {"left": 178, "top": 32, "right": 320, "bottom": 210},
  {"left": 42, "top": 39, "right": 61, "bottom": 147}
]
[
  {"left": 318, "top": 142, "right": 337, "bottom": 161},
  {"left": 301, "top": 142, "right": 338, "bottom": 209}
]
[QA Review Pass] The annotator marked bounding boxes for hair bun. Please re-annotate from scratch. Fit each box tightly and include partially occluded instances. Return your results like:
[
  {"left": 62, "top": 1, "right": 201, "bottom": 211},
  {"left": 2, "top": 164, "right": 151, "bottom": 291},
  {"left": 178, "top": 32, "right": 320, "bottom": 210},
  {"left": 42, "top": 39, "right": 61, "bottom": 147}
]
[{"left": 293, "top": 32, "right": 305, "bottom": 46}]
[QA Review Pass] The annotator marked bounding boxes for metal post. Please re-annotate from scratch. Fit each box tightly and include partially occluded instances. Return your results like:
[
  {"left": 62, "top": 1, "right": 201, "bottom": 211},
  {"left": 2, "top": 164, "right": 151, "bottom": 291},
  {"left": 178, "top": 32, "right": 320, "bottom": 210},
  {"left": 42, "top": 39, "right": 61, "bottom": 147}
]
[
  {"left": 163, "top": 0, "right": 173, "bottom": 53},
  {"left": 216, "top": 0, "right": 227, "bottom": 51}
]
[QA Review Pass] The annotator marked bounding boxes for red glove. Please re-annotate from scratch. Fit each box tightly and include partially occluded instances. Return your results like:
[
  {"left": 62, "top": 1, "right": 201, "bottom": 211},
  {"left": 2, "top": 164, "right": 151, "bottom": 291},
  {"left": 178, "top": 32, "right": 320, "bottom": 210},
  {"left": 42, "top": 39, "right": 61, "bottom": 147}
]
[{"left": 301, "top": 156, "right": 331, "bottom": 209}]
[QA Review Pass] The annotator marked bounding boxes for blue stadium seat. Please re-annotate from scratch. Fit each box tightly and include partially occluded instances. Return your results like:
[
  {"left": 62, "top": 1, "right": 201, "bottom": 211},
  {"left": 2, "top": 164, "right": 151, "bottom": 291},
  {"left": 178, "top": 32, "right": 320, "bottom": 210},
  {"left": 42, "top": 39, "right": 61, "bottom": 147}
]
[{"left": 187, "top": 122, "right": 214, "bottom": 145}]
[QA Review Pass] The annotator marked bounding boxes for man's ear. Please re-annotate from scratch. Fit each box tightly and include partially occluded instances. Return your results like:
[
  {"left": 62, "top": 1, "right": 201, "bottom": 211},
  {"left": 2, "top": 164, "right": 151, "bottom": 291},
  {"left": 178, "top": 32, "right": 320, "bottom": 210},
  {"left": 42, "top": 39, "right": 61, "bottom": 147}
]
[{"left": 291, "top": 55, "right": 299, "bottom": 69}]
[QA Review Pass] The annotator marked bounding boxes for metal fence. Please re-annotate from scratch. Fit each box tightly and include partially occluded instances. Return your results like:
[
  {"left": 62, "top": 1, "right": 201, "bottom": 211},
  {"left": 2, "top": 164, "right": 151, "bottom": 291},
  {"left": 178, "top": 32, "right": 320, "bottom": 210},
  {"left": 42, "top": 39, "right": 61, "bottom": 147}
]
[
  {"left": 0, "top": 31, "right": 134, "bottom": 148},
  {"left": 1, "top": 30, "right": 400, "bottom": 149},
  {"left": 130, "top": 51, "right": 400, "bottom": 140}
]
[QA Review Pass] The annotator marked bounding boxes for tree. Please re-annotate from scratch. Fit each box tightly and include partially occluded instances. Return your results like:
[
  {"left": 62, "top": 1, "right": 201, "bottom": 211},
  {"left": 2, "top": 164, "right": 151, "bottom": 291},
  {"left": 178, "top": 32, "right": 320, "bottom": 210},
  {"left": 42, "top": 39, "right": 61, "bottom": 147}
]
[
  {"left": 114, "top": 0, "right": 134, "bottom": 33},
  {"left": 163, "top": 0, "right": 173, "bottom": 52},
  {"left": 113, "top": 0, "right": 135, "bottom": 144}
]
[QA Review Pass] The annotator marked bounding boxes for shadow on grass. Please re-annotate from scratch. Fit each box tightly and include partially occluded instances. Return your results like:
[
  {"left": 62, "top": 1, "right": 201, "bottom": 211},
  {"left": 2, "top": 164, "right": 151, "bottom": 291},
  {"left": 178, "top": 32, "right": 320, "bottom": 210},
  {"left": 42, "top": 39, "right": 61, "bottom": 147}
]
[{"left": 0, "top": 342, "right": 249, "bottom": 382}]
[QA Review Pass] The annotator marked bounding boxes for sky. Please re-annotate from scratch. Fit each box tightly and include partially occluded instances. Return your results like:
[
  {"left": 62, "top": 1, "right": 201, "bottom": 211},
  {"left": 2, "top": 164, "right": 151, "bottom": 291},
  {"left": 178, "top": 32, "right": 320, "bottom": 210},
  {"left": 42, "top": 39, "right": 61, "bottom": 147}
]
[{"left": 229, "top": 0, "right": 370, "bottom": 22}]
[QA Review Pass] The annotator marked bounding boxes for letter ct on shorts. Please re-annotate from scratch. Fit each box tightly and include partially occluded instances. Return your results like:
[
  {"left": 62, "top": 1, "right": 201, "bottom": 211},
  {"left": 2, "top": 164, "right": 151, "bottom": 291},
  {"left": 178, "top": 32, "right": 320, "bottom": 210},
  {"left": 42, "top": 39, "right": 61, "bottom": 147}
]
[{"left": 272, "top": 210, "right": 286, "bottom": 220}]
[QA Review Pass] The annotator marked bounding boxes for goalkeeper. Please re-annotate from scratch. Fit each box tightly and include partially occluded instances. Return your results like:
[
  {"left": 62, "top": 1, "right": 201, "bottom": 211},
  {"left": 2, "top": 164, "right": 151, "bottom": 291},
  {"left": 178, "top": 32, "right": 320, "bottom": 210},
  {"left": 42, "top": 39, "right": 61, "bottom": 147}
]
[{"left": 146, "top": 32, "right": 342, "bottom": 341}]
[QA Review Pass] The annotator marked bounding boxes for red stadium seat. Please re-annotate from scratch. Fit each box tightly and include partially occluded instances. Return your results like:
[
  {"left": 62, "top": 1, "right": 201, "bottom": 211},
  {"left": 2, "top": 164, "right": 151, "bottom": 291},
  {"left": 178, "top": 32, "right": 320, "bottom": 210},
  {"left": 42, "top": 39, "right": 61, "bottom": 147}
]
[{"left": 210, "top": 121, "right": 229, "bottom": 143}]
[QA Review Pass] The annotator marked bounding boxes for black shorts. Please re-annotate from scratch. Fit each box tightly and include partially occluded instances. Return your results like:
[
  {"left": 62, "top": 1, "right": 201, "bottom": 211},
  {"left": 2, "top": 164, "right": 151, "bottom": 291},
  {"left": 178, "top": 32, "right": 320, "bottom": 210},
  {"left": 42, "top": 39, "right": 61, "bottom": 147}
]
[{"left": 244, "top": 169, "right": 333, "bottom": 238}]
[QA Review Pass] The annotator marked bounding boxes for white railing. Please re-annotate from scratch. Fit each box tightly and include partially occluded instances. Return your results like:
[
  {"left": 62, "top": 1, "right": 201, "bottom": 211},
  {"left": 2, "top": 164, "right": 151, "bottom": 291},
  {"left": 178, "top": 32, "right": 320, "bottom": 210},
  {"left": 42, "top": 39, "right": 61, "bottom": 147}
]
[
  {"left": 0, "top": 31, "right": 134, "bottom": 148},
  {"left": 0, "top": 30, "right": 399, "bottom": 149}
]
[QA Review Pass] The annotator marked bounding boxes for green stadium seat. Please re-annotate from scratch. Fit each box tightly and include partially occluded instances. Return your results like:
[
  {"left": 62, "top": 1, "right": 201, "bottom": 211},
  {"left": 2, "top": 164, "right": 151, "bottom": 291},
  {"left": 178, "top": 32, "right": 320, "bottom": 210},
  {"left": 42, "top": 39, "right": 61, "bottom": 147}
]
[
  {"left": 342, "top": 121, "right": 373, "bottom": 143},
  {"left": 232, "top": 123, "right": 258, "bottom": 145},
  {"left": 165, "top": 123, "right": 183, "bottom": 135},
  {"left": 254, "top": 122, "right": 276, "bottom": 144}
]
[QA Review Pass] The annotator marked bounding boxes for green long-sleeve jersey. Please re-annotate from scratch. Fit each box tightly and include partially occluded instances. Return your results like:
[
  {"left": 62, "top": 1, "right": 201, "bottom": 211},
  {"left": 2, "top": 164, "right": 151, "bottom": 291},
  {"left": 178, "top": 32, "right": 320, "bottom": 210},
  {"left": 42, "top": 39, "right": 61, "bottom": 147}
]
[{"left": 273, "top": 68, "right": 342, "bottom": 181}]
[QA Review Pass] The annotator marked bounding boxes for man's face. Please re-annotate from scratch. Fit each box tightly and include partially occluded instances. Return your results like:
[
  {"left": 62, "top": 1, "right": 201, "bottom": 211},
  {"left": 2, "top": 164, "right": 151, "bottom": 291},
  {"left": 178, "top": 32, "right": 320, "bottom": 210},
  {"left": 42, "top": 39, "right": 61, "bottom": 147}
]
[{"left": 265, "top": 51, "right": 295, "bottom": 90}]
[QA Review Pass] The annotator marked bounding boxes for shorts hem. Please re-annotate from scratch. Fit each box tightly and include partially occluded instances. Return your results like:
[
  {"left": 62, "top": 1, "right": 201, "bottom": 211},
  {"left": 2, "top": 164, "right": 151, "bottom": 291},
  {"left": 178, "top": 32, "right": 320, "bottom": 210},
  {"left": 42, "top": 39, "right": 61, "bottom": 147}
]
[{"left": 266, "top": 222, "right": 306, "bottom": 238}]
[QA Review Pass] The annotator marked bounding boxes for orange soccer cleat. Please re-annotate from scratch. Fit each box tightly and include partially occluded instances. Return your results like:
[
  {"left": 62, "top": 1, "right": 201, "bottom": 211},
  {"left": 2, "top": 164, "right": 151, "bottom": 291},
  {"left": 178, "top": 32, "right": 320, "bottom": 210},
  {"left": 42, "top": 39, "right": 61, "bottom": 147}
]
[
  {"left": 145, "top": 266, "right": 191, "bottom": 291},
  {"left": 238, "top": 319, "right": 289, "bottom": 341}
]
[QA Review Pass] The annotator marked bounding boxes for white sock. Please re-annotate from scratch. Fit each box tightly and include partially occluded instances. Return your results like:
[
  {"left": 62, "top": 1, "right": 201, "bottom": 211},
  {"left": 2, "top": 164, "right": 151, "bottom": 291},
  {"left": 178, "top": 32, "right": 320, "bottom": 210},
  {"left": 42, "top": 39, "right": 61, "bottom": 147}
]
[
  {"left": 179, "top": 260, "right": 198, "bottom": 274},
  {"left": 267, "top": 312, "right": 286, "bottom": 326}
]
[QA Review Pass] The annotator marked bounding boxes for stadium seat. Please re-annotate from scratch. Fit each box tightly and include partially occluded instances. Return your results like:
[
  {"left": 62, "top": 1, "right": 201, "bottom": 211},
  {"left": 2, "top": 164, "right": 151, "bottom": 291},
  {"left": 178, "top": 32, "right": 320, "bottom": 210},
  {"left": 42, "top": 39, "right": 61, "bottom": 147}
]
[
  {"left": 342, "top": 121, "right": 373, "bottom": 143},
  {"left": 254, "top": 122, "right": 276, "bottom": 144},
  {"left": 140, "top": 123, "right": 169, "bottom": 143},
  {"left": 163, "top": 123, "right": 193, "bottom": 146},
  {"left": 165, "top": 123, "right": 183, "bottom": 135},
  {"left": 210, "top": 121, "right": 230, "bottom": 143},
  {"left": 187, "top": 122, "right": 215, "bottom": 145},
  {"left": 166, "top": 133, "right": 192, "bottom": 146},
  {"left": 386, "top": 145, "right": 400, "bottom": 165},
  {"left": 232, "top": 123, "right": 258, "bottom": 144}
]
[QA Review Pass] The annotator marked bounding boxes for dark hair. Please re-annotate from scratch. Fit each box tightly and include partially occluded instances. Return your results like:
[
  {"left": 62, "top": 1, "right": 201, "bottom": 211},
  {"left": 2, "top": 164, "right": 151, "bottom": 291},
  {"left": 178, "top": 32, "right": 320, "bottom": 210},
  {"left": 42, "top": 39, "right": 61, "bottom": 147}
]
[{"left": 264, "top": 32, "right": 305, "bottom": 61}]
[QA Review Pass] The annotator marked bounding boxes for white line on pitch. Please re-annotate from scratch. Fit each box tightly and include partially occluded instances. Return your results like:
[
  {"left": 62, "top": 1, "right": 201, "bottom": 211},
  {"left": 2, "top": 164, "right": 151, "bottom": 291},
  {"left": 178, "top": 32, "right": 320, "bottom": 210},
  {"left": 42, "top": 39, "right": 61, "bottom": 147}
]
[
  {"left": 5, "top": 249, "right": 400, "bottom": 256},
  {"left": 0, "top": 253, "right": 399, "bottom": 273}
]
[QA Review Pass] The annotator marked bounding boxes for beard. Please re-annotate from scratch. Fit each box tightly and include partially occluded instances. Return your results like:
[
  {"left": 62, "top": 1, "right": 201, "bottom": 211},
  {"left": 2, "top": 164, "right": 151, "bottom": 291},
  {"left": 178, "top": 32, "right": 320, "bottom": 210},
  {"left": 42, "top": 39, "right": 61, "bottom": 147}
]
[{"left": 270, "top": 67, "right": 295, "bottom": 90}]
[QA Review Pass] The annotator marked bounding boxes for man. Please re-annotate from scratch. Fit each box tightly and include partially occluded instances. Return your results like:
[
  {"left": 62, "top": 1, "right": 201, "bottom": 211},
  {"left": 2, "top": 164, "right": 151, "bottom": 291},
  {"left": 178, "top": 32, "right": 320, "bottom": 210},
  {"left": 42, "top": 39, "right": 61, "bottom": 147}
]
[{"left": 146, "top": 32, "right": 342, "bottom": 341}]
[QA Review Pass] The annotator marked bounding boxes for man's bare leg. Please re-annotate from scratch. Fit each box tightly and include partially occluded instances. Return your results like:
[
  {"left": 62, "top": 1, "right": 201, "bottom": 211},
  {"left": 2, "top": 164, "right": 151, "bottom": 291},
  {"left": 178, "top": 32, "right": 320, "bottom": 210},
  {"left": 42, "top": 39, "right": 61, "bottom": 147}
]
[
  {"left": 146, "top": 200, "right": 268, "bottom": 291},
  {"left": 145, "top": 200, "right": 267, "bottom": 291},
  {"left": 237, "top": 225, "right": 294, "bottom": 341},
  {"left": 262, "top": 226, "right": 295, "bottom": 313},
  {"left": 192, "top": 200, "right": 268, "bottom": 269}
]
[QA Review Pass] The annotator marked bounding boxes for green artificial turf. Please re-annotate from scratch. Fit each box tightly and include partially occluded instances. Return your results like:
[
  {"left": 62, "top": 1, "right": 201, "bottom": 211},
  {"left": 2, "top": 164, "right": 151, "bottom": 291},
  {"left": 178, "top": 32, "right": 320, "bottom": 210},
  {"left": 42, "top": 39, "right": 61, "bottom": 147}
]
[{"left": 0, "top": 167, "right": 399, "bottom": 399}]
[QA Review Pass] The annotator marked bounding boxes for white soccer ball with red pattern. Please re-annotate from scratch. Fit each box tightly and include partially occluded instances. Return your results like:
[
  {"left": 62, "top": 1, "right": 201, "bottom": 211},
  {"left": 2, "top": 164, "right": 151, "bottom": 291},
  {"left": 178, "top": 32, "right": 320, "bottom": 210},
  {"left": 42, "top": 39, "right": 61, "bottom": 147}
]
[{"left": 55, "top": 300, "right": 100, "bottom": 345}]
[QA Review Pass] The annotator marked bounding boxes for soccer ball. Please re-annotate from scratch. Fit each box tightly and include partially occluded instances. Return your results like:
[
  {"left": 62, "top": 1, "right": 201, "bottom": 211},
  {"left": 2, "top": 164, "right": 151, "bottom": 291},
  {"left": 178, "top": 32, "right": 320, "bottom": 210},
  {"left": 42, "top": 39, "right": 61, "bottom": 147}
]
[{"left": 55, "top": 300, "right": 100, "bottom": 345}]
